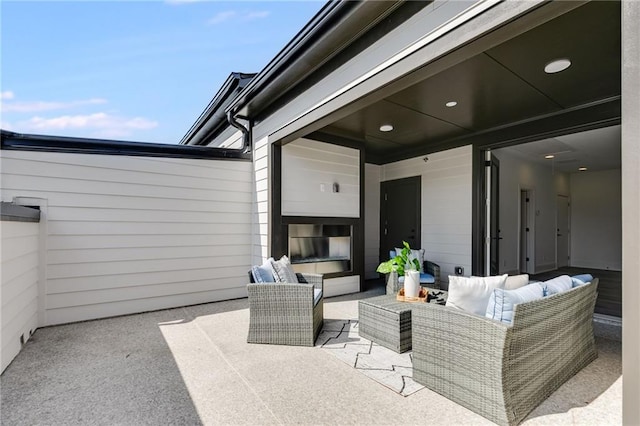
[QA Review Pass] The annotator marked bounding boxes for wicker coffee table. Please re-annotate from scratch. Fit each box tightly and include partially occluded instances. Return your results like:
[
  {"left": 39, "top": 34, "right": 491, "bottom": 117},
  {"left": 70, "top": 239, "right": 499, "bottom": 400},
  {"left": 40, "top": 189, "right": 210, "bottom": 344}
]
[{"left": 358, "top": 292, "right": 447, "bottom": 353}]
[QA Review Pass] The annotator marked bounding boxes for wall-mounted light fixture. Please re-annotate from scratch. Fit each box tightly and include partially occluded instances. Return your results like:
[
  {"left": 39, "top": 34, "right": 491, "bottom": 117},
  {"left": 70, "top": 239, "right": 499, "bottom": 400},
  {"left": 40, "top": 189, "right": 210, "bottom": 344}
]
[{"left": 332, "top": 182, "right": 340, "bottom": 193}]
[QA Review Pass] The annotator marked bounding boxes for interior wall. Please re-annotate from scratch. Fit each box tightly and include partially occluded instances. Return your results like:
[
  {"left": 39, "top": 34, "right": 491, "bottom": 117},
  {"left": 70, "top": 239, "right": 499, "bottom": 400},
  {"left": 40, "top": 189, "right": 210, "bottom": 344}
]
[
  {"left": 364, "top": 163, "right": 381, "bottom": 279},
  {"left": 0, "top": 150, "right": 253, "bottom": 326},
  {"left": 380, "top": 145, "right": 473, "bottom": 287},
  {"left": 493, "top": 149, "right": 570, "bottom": 274},
  {"left": 570, "top": 169, "right": 622, "bottom": 270},
  {"left": 281, "top": 138, "right": 360, "bottom": 218}
]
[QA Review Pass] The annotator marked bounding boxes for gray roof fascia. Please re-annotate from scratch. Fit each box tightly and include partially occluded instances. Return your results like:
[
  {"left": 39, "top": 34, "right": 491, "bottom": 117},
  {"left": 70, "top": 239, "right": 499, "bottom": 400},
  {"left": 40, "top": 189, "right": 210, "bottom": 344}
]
[
  {"left": 1, "top": 129, "right": 251, "bottom": 160},
  {"left": 225, "top": 0, "right": 406, "bottom": 120},
  {"left": 180, "top": 72, "right": 256, "bottom": 145},
  {"left": 0, "top": 202, "right": 40, "bottom": 222}
]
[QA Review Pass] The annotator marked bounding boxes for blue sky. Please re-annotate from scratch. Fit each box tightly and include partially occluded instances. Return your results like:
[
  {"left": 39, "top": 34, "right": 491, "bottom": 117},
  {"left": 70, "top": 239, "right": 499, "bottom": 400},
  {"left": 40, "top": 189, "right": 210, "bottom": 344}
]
[{"left": 1, "top": 1, "right": 324, "bottom": 143}]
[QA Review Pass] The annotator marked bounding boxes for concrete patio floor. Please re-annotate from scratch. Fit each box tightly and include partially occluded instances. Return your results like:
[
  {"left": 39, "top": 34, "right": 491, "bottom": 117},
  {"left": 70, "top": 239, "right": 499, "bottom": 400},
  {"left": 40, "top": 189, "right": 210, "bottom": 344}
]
[{"left": 1, "top": 288, "right": 621, "bottom": 425}]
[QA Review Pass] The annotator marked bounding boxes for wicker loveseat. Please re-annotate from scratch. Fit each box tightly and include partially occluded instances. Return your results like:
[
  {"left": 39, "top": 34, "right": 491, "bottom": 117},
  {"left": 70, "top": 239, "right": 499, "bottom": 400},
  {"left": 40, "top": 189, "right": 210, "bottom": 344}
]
[
  {"left": 411, "top": 278, "right": 599, "bottom": 426},
  {"left": 247, "top": 272, "right": 324, "bottom": 346}
]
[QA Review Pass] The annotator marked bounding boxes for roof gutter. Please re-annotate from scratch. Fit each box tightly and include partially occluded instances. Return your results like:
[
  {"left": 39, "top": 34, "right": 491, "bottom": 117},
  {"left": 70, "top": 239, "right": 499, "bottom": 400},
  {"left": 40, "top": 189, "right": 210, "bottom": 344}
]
[
  {"left": 225, "top": 0, "right": 407, "bottom": 120},
  {"left": 180, "top": 72, "right": 255, "bottom": 146}
]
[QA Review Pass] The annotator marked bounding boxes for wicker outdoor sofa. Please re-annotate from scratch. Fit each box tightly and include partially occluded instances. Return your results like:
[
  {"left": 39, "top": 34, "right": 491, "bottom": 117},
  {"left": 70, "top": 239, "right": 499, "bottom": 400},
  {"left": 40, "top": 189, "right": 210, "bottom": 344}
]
[
  {"left": 247, "top": 272, "right": 324, "bottom": 346},
  {"left": 411, "top": 278, "right": 599, "bottom": 426}
]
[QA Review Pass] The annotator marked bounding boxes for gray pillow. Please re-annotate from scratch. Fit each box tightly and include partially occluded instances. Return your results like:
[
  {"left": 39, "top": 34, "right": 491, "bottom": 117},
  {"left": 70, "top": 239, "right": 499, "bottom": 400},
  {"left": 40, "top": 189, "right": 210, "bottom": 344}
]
[{"left": 270, "top": 255, "right": 299, "bottom": 283}]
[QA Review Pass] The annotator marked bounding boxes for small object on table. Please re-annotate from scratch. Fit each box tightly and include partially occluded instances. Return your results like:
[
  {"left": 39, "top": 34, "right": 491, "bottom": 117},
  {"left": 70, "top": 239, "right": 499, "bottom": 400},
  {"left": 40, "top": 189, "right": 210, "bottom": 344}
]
[{"left": 396, "top": 287, "right": 428, "bottom": 303}]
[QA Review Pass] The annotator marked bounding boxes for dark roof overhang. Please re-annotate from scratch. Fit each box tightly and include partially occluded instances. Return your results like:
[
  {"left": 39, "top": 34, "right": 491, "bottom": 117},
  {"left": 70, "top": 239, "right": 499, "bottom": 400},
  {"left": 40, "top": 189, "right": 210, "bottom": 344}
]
[
  {"left": 225, "top": 0, "right": 411, "bottom": 120},
  {"left": 180, "top": 72, "right": 256, "bottom": 146}
]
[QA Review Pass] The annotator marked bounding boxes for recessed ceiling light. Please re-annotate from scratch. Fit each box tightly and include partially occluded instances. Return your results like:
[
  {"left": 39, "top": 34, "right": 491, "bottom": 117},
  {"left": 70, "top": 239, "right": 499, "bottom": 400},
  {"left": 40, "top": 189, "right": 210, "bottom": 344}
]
[
  {"left": 545, "top": 155, "right": 555, "bottom": 159},
  {"left": 379, "top": 124, "right": 393, "bottom": 132},
  {"left": 578, "top": 166, "right": 588, "bottom": 171},
  {"left": 544, "top": 58, "right": 571, "bottom": 74},
  {"left": 445, "top": 101, "right": 458, "bottom": 108}
]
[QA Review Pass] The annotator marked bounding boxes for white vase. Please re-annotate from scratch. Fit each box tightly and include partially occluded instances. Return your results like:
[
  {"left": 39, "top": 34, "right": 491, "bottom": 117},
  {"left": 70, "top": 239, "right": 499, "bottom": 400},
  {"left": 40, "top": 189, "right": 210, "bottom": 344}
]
[{"left": 404, "top": 270, "right": 420, "bottom": 298}]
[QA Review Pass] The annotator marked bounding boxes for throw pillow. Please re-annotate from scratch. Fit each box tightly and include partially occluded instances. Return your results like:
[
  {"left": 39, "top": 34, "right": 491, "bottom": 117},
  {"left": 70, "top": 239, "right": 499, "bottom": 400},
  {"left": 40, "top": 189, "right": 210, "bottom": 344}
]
[
  {"left": 504, "top": 274, "right": 529, "bottom": 290},
  {"left": 571, "top": 273, "right": 594, "bottom": 287},
  {"left": 544, "top": 275, "right": 573, "bottom": 295},
  {"left": 251, "top": 259, "right": 276, "bottom": 283},
  {"left": 445, "top": 274, "right": 508, "bottom": 315},
  {"left": 270, "top": 255, "right": 299, "bottom": 283},
  {"left": 486, "top": 282, "right": 545, "bottom": 324},
  {"left": 394, "top": 248, "right": 425, "bottom": 273}
]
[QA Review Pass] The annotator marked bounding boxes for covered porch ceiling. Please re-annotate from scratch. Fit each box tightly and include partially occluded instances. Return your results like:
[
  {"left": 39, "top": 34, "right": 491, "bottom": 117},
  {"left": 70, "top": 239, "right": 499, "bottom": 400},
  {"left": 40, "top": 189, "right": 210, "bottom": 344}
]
[{"left": 309, "top": 0, "right": 621, "bottom": 166}]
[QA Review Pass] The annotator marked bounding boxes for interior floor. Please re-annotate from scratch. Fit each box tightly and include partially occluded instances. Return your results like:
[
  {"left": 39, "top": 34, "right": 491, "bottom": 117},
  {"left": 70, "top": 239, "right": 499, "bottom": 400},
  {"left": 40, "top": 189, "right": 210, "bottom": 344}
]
[{"left": 530, "top": 267, "right": 622, "bottom": 318}]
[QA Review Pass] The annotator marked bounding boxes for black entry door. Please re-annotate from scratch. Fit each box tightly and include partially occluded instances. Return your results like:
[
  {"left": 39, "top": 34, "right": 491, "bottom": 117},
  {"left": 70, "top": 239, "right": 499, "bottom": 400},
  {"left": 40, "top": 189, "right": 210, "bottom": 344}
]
[{"left": 379, "top": 176, "right": 421, "bottom": 263}]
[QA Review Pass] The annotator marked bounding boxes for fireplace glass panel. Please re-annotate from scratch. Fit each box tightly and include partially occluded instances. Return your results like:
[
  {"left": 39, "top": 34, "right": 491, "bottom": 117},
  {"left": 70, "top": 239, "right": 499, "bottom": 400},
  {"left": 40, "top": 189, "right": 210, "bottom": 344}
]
[{"left": 288, "top": 224, "right": 351, "bottom": 274}]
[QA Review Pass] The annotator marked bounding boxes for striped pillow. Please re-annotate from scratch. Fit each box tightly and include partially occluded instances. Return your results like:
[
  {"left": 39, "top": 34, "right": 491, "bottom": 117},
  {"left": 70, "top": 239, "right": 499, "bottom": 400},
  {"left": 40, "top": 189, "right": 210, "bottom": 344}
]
[{"left": 270, "top": 255, "right": 299, "bottom": 283}]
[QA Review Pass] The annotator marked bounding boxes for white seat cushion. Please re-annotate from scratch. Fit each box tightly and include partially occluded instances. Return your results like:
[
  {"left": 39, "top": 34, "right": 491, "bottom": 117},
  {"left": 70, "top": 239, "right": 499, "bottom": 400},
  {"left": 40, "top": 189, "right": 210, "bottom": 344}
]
[
  {"left": 313, "top": 288, "right": 323, "bottom": 306},
  {"left": 504, "top": 274, "right": 529, "bottom": 290},
  {"left": 446, "top": 274, "right": 508, "bottom": 315},
  {"left": 544, "top": 275, "right": 573, "bottom": 295}
]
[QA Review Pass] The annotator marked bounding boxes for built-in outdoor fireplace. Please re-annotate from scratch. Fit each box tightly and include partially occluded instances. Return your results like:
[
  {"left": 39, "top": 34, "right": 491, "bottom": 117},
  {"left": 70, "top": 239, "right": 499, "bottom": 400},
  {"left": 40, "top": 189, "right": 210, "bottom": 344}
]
[{"left": 288, "top": 223, "right": 352, "bottom": 275}]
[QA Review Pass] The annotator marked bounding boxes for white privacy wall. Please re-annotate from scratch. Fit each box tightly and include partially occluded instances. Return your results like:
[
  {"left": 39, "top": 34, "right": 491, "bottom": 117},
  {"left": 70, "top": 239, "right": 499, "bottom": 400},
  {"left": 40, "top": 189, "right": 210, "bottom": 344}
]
[
  {"left": 282, "top": 138, "right": 359, "bottom": 217},
  {"left": 1, "top": 220, "right": 39, "bottom": 373},
  {"left": 0, "top": 150, "right": 253, "bottom": 326},
  {"left": 252, "top": 136, "right": 270, "bottom": 265},
  {"left": 570, "top": 169, "right": 622, "bottom": 270},
  {"left": 380, "top": 145, "right": 473, "bottom": 287},
  {"left": 281, "top": 138, "right": 361, "bottom": 296}
]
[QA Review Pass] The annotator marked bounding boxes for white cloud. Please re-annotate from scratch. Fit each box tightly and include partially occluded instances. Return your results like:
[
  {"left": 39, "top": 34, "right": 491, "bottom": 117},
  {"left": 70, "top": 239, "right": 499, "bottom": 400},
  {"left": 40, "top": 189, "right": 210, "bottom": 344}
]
[
  {"left": 207, "top": 10, "right": 270, "bottom": 25},
  {"left": 1, "top": 91, "right": 15, "bottom": 100},
  {"left": 1, "top": 120, "right": 14, "bottom": 131},
  {"left": 2, "top": 98, "right": 107, "bottom": 113},
  {"left": 208, "top": 10, "right": 236, "bottom": 25},
  {"left": 244, "top": 11, "right": 270, "bottom": 21},
  {"left": 17, "top": 112, "right": 158, "bottom": 137}
]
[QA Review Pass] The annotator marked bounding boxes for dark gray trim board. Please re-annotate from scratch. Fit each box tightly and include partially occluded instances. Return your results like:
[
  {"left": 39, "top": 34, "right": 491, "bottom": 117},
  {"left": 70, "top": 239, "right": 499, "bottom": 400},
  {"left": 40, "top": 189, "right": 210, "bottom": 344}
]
[
  {"left": 1, "top": 202, "right": 40, "bottom": 222},
  {"left": 1, "top": 130, "right": 251, "bottom": 161}
]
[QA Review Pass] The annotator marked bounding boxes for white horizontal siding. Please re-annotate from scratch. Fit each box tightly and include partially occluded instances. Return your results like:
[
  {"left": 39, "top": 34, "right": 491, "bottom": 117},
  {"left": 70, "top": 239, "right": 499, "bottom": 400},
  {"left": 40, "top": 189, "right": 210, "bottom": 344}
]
[
  {"left": 282, "top": 138, "right": 359, "bottom": 218},
  {"left": 252, "top": 137, "right": 270, "bottom": 265},
  {"left": 323, "top": 276, "right": 360, "bottom": 298},
  {"left": 381, "top": 145, "right": 473, "bottom": 287},
  {"left": 0, "top": 150, "right": 253, "bottom": 326},
  {"left": 1, "top": 220, "right": 39, "bottom": 373}
]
